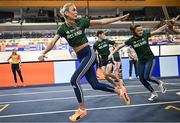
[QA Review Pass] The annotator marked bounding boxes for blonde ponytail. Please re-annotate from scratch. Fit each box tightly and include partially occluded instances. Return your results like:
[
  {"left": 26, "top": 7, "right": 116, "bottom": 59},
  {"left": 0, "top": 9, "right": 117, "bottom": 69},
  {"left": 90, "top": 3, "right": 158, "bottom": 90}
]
[{"left": 60, "top": 3, "right": 74, "bottom": 18}]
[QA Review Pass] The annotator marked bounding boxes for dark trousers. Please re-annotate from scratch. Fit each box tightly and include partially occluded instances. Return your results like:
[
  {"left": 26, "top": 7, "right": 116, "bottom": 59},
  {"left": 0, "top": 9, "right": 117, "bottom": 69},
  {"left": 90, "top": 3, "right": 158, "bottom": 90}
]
[
  {"left": 11, "top": 64, "right": 23, "bottom": 83},
  {"left": 129, "top": 60, "right": 138, "bottom": 77}
]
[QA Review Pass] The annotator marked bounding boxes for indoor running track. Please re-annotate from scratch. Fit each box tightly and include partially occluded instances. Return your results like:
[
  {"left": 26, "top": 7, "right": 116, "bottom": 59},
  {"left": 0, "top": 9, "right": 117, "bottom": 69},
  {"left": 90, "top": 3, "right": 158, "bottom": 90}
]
[{"left": 0, "top": 78, "right": 180, "bottom": 122}]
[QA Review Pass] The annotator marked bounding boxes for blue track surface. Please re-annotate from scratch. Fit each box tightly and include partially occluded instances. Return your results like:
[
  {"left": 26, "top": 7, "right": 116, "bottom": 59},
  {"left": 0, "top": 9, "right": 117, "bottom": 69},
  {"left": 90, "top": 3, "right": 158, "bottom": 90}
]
[{"left": 0, "top": 78, "right": 180, "bottom": 122}]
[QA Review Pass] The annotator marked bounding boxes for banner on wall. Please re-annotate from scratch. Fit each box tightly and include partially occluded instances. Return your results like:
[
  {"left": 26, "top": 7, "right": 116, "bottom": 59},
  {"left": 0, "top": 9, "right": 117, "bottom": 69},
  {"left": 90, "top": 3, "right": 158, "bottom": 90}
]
[{"left": 0, "top": 35, "right": 180, "bottom": 62}]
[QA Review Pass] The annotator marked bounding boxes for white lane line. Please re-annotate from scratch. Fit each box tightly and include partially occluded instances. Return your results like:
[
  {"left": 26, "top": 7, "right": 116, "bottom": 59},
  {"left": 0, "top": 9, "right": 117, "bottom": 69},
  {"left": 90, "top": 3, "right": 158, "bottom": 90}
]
[
  {"left": 0, "top": 82, "right": 179, "bottom": 97},
  {"left": 0, "top": 89, "right": 180, "bottom": 105},
  {"left": 0, "top": 100, "right": 180, "bottom": 118},
  {"left": 176, "top": 91, "right": 180, "bottom": 96},
  {"left": 0, "top": 89, "right": 90, "bottom": 97},
  {"left": 166, "top": 82, "right": 180, "bottom": 84},
  {"left": 0, "top": 88, "right": 92, "bottom": 97}
]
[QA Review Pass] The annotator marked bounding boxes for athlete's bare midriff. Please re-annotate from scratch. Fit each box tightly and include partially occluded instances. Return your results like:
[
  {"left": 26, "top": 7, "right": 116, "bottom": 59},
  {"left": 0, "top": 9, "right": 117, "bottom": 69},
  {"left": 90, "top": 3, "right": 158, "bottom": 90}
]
[{"left": 73, "top": 43, "right": 88, "bottom": 53}]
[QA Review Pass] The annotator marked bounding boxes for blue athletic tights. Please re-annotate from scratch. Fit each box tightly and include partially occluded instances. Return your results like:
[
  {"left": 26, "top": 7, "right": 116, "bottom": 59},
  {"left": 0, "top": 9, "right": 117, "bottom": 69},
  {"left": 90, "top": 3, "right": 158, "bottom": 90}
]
[
  {"left": 138, "top": 59, "right": 160, "bottom": 92},
  {"left": 71, "top": 45, "right": 115, "bottom": 103}
]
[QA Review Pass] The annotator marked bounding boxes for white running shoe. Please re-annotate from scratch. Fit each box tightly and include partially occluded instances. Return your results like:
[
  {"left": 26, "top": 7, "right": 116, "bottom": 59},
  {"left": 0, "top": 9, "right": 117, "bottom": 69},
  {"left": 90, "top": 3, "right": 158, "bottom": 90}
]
[
  {"left": 159, "top": 81, "right": 167, "bottom": 93},
  {"left": 148, "top": 92, "right": 158, "bottom": 101},
  {"left": 129, "top": 76, "right": 132, "bottom": 80}
]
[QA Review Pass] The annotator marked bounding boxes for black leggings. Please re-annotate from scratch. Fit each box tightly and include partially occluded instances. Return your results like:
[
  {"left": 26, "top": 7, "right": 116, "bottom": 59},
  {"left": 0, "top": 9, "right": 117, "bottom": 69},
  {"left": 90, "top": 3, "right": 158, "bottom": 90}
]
[
  {"left": 129, "top": 60, "right": 138, "bottom": 77},
  {"left": 11, "top": 64, "right": 23, "bottom": 83}
]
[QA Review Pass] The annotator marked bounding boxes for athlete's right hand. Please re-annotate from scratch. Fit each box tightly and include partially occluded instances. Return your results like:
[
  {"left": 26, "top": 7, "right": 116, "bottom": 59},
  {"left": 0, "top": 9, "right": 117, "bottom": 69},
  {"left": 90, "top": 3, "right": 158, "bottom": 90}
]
[
  {"left": 120, "top": 13, "right": 130, "bottom": 21},
  {"left": 38, "top": 54, "right": 47, "bottom": 61}
]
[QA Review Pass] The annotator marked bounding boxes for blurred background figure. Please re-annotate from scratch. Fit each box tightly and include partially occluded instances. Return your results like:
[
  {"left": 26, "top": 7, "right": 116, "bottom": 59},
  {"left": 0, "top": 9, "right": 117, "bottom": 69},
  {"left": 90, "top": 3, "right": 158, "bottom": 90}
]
[
  {"left": 127, "top": 46, "right": 138, "bottom": 79},
  {"left": 112, "top": 44, "right": 122, "bottom": 80},
  {"left": 7, "top": 48, "right": 24, "bottom": 87}
]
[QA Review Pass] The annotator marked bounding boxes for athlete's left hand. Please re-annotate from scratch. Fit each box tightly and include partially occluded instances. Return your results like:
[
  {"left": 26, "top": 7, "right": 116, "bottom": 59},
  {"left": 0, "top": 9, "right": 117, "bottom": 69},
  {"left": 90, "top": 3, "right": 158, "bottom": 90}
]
[{"left": 38, "top": 54, "right": 48, "bottom": 61}]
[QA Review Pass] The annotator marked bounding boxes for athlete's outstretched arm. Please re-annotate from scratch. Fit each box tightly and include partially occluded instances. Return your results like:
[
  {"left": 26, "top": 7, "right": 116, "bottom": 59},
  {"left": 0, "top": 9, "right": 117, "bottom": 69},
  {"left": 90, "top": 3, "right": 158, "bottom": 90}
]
[
  {"left": 171, "top": 29, "right": 180, "bottom": 34},
  {"left": 174, "top": 21, "right": 180, "bottom": 26},
  {"left": 38, "top": 35, "right": 60, "bottom": 61},
  {"left": 165, "top": 17, "right": 180, "bottom": 34},
  {"left": 166, "top": 15, "right": 180, "bottom": 26},
  {"left": 89, "top": 13, "right": 129, "bottom": 26},
  {"left": 19, "top": 55, "right": 22, "bottom": 69},
  {"left": 7, "top": 55, "right": 12, "bottom": 62},
  {"left": 166, "top": 17, "right": 180, "bottom": 34},
  {"left": 150, "top": 24, "right": 168, "bottom": 36},
  {"left": 168, "top": 20, "right": 180, "bottom": 26},
  {"left": 168, "top": 25, "right": 180, "bottom": 34},
  {"left": 108, "top": 43, "right": 126, "bottom": 60}
]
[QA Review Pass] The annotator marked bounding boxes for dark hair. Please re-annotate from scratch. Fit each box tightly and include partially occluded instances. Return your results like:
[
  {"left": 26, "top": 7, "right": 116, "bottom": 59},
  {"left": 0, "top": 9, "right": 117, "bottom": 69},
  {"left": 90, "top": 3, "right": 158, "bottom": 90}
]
[
  {"left": 130, "top": 24, "right": 142, "bottom": 36},
  {"left": 130, "top": 24, "right": 141, "bottom": 32},
  {"left": 96, "top": 30, "right": 104, "bottom": 37}
]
